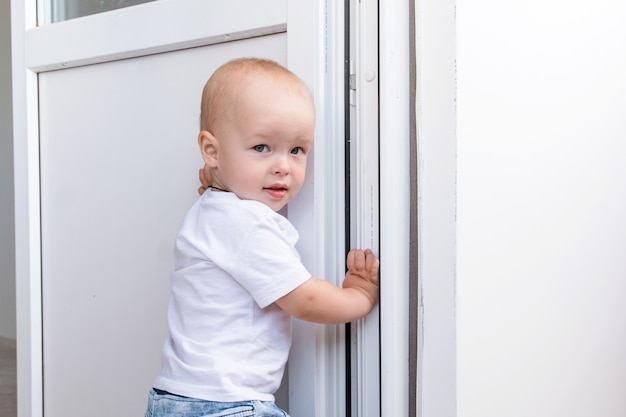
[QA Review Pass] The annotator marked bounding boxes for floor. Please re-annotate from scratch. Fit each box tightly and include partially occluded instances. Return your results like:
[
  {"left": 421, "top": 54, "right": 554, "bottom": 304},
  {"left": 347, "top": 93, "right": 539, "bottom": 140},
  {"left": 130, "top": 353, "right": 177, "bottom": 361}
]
[{"left": 0, "top": 336, "right": 17, "bottom": 417}]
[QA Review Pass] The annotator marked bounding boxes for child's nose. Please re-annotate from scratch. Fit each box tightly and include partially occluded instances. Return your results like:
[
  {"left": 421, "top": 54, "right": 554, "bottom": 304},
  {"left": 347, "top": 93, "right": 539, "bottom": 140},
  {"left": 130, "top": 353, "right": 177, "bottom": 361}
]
[{"left": 272, "top": 154, "right": 290, "bottom": 175}]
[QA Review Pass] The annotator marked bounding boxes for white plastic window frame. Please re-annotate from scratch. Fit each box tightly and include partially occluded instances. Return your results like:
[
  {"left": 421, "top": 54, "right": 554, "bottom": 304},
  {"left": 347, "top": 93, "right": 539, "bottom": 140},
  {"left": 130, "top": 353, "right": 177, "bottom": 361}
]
[
  {"left": 349, "top": 0, "right": 412, "bottom": 415},
  {"left": 349, "top": 0, "right": 380, "bottom": 415}
]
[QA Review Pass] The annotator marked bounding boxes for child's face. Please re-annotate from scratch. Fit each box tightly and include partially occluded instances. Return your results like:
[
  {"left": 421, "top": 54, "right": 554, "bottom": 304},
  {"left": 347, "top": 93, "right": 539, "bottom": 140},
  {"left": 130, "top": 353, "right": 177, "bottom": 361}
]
[{"left": 207, "top": 75, "right": 315, "bottom": 212}]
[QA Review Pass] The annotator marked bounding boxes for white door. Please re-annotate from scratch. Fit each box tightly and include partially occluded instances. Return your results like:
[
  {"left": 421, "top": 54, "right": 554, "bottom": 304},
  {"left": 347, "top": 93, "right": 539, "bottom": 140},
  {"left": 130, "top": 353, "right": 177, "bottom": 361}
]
[
  {"left": 12, "top": 1, "right": 341, "bottom": 416},
  {"left": 13, "top": 0, "right": 411, "bottom": 416}
]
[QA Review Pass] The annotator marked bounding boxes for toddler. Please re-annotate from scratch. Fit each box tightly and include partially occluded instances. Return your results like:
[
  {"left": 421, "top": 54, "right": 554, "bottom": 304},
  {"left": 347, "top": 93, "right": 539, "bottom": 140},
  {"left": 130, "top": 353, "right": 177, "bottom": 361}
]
[{"left": 146, "top": 58, "right": 379, "bottom": 417}]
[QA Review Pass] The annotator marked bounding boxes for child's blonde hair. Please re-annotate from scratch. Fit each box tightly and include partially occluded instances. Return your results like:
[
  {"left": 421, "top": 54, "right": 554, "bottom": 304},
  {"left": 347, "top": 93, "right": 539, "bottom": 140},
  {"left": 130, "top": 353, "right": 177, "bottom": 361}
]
[{"left": 200, "top": 58, "right": 306, "bottom": 133}]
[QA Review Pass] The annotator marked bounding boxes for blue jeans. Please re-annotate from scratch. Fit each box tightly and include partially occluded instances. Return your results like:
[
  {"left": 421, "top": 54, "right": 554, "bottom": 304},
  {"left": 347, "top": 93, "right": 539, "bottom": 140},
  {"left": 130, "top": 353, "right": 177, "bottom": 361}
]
[{"left": 145, "top": 389, "right": 290, "bottom": 417}]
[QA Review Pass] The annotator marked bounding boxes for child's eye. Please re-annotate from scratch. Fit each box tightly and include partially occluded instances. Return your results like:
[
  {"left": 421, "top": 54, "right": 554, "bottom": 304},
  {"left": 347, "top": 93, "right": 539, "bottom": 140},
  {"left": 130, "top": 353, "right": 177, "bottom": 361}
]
[
  {"left": 253, "top": 144, "right": 269, "bottom": 153},
  {"left": 290, "top": 147, "right": 304, "bottom": 155}
]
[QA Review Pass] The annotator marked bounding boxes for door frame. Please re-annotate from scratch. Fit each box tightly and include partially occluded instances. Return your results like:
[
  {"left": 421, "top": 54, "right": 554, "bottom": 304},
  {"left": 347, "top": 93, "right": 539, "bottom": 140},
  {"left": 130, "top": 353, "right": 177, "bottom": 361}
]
[{"left": 378, "top": 0, "right": 412, "bottom": 415}]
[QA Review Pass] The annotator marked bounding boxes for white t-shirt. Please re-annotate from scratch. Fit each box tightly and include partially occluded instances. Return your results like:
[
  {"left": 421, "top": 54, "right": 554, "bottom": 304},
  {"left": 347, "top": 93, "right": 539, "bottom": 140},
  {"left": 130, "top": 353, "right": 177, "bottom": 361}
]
[{"left": 153, "top": 190, "right": 311, "bottom": 402}]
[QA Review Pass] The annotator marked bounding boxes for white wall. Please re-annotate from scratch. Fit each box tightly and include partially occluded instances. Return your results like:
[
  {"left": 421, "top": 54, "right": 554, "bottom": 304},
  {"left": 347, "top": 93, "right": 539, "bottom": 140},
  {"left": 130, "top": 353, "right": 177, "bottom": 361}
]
[
  {"left": 456, "top": 1, "right": 626, "bottom": 416},
  {"left": 0, "top": 0, "right": 16, "bottom": 340}
]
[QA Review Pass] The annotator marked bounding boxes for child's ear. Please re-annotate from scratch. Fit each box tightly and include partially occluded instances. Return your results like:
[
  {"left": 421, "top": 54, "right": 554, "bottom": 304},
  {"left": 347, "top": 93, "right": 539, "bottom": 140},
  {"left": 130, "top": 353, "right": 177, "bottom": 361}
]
[{"left": 198, "top": 130, "right": 219, "bottom": 167}]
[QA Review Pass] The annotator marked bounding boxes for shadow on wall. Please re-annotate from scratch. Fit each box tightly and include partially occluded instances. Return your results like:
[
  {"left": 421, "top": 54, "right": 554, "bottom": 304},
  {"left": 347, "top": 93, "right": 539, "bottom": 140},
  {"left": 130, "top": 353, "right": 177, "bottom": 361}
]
[
  {"left": 0, "top": 0, "right": 16, "bottom": 341},
  {"left": 0, "top": 337, "right": 17, "bottom": 417}
]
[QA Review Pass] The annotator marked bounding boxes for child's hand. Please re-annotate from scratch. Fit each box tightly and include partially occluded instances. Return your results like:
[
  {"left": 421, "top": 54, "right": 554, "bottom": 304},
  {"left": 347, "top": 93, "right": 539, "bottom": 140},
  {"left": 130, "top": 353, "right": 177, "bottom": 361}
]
[
  {"left": 276, "top": 249, "right": 379, "bottom": 324},
  {"left": 343, "top": 249, "right": 380, "bottom": 307},
  {"left": 198, "top": 164, "right": 213, "bottom": 195}
]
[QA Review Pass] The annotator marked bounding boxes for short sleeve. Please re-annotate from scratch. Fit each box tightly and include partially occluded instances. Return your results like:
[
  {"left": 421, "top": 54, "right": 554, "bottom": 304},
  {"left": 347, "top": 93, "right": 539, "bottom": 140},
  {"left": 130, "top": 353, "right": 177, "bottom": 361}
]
[{"left": 227, "top": 216, "right": 311, "bottom": 308}]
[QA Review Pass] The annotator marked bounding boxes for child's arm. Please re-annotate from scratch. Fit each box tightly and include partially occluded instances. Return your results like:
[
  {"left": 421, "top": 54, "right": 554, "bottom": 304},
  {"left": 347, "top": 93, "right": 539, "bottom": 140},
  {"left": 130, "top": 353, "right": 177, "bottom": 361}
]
[{"left": 275, "top": 249, "right": 379, "bottom": 324}]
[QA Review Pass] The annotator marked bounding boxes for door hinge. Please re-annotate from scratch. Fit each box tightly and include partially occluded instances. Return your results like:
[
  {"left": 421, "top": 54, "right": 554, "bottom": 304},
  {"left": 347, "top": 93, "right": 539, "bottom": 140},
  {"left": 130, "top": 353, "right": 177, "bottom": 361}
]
[{"left": 349, "top": 60, "right": 356, "bottom": 106}]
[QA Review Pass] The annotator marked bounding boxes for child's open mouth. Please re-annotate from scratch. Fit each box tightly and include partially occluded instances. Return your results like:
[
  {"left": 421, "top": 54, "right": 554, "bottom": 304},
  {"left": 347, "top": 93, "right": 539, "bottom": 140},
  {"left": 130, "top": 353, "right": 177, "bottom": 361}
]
[{"left": 264, "top": 185, "right": 287, "bottom": 199}]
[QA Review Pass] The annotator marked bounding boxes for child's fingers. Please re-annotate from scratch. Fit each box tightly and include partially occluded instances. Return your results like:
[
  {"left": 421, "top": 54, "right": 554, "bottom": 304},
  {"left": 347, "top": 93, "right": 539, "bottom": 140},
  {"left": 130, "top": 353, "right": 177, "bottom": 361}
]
[
  {"left": 198, "top": 164, "right": 213, "bottom": 195},
  {"left": 348, "top": 249, "right": 380, "bottom": 273},
  {"left": 364, "top": 249, "right": 380, "bottom": 277},
  {"left": 347, "top": 249, "right": 366, "bottom": 271}
]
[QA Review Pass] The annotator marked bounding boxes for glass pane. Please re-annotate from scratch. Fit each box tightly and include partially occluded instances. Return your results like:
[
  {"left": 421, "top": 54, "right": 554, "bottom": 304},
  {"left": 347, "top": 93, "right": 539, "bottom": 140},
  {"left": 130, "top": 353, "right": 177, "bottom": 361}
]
[{"left": 49, "top": 0, "right": 156, "bottom": 23}]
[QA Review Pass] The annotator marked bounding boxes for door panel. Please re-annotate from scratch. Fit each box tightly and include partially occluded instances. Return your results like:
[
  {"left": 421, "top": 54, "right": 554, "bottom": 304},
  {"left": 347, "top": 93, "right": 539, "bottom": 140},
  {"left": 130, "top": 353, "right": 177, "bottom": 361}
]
[
  {"left": 28, "top": 0, "right": 287, "bottom": 71},
  {"left": 39, "top": 34, "right": 286, "bottom": 416}
]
